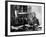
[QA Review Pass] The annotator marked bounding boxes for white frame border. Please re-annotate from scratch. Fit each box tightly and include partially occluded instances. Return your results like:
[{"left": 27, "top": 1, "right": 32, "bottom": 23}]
[{"left": 7, "top": 2, "right": 44, "bottom": 35}]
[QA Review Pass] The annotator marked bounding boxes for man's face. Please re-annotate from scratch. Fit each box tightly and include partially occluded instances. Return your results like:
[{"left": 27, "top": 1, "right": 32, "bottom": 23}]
[{"left": 32, "top": 12, "right": 36, "bottom": 17}]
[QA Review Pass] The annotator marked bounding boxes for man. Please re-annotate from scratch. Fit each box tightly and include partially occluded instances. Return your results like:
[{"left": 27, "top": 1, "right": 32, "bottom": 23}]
[{"left": 32, "top": 12, "right": 40, "bottom": 31}]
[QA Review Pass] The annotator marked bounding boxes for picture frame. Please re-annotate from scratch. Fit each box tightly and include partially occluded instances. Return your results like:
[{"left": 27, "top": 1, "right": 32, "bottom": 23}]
[{"left": 5, "top": 1, "right": 45, "bottom": 36}]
